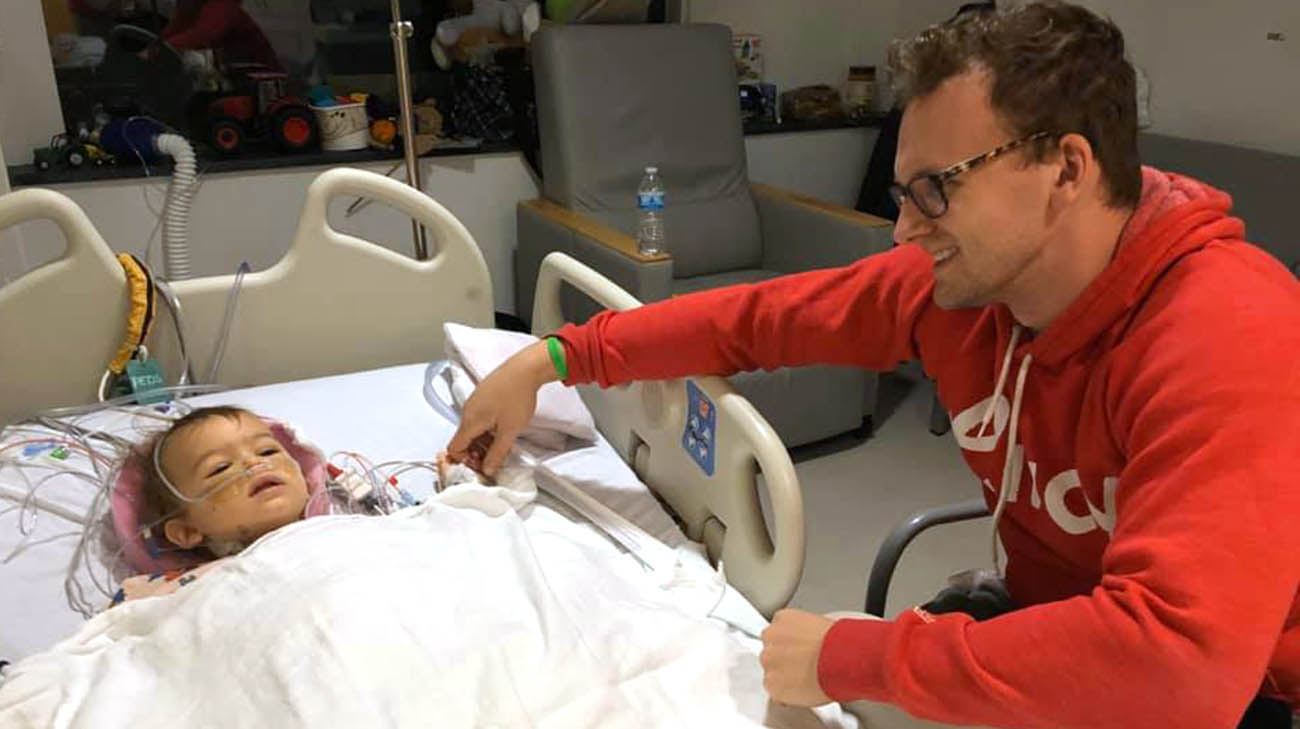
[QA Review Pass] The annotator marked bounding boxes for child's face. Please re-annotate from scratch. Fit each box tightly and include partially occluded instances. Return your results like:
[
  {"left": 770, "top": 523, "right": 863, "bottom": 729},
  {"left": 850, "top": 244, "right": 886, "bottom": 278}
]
[{"left": 160, "top": 413, "right": 311, "bottom": 549}]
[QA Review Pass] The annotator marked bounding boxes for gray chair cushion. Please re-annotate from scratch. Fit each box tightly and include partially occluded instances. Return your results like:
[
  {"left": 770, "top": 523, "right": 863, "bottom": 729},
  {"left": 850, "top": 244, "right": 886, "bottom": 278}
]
[
  {"left": 728, "top": 366, "right": 871, "bottom": 448},
  {"left": 671, "top": 268, "right": 782, "bottom": 296},
  {"left": 533, "top": 24, "right": 763, "bottom": 278}
]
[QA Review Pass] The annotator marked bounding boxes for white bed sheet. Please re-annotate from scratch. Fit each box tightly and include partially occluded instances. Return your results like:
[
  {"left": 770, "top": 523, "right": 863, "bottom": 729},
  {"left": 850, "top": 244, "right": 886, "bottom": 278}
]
[{"left": 0, "top": 364, "right": 852, "bottom": 728}]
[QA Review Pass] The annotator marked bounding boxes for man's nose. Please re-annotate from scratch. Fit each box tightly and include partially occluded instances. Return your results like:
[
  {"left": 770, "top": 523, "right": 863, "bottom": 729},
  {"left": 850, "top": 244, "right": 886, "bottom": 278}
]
[{"left": 893, "top": 197, "right": 934, "bottom": 246}]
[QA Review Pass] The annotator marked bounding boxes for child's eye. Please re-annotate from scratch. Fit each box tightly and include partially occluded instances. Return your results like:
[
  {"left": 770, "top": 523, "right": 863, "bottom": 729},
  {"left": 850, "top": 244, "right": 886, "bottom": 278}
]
[
  {"left": 258, "top": 447, "right": 280, "bottom": 457},
  {"left": 207, "top": 463, "right": 231, "bottom": 478}
]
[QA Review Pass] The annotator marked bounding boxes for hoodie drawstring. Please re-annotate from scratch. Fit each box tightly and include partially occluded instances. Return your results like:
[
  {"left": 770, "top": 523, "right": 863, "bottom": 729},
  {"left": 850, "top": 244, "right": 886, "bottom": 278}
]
[
  {"left": 978, "top": 326, "right": 1022, "bottom": 434},
  {"left": 975, "top": 325, "right": 1033, "bottom": 575}
]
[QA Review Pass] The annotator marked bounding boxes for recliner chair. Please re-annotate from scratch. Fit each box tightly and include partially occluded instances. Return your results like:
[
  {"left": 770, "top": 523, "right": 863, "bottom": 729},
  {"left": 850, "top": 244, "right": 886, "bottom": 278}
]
[{"left": 514, "top": 23, "right": 895, "bottom": 447}]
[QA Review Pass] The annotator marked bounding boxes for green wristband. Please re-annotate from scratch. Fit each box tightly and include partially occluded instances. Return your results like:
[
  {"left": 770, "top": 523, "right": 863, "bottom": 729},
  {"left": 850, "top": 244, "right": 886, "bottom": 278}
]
[{"left": 546, "top": 337, "right": 569, "bottom": 381}]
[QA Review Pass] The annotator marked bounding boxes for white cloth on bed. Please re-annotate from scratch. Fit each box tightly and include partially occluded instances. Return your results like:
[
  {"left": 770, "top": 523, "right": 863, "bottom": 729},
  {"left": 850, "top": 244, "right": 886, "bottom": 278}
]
[
  {"left": 0, "top": 481, "right": 838, "bottom": 729},
  {"left": 443, "top": 322, "right": 598, "bottom": 450}
]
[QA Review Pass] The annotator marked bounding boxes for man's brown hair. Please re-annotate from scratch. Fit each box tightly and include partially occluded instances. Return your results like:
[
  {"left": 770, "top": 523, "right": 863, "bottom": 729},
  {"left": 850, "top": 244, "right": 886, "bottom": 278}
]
[{"left": 888, "top": 1, "right": 1142, "bottom": 208}]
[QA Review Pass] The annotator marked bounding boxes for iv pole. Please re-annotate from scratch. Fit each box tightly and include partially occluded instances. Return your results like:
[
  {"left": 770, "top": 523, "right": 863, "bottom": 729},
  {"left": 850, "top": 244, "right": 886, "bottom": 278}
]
[{"left": 389, "top": 0, "right": 429, "bottom": 260}]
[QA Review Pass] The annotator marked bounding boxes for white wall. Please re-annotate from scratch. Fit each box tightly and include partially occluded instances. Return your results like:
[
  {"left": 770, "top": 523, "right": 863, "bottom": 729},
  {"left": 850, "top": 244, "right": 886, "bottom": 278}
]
[
  {"left": 0, "top": 0, "right": 65, "bottom": 165},
  {"left": 0, "top": 127, "right": 23, "bottom": 286},
  {"left": 684, "top": 0, "right": 975, "bottom": 106},
  {"left": 883, "top": 0, "right": 1300, "bottom": 156},
  {"left": 687, "top": 0, "right": 896, "bottom": 94},
  {"left": 1078, "top": 0, "right": 1300, "bottom": 156},
  {"left": 894, "top": 0, "right": 967, "bottom": 39}
]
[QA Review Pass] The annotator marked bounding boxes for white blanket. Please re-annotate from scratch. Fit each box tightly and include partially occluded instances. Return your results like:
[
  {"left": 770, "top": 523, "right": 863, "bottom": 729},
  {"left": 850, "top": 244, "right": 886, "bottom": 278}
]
[{"left": 0, "top": 483, "right": 844, "bottom": 729}]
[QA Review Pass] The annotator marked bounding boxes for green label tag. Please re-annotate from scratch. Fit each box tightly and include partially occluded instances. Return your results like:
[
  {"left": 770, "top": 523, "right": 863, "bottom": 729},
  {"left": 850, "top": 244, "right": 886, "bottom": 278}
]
[{"left": 126, "top": 359, "right": 170, "bottom": 405}]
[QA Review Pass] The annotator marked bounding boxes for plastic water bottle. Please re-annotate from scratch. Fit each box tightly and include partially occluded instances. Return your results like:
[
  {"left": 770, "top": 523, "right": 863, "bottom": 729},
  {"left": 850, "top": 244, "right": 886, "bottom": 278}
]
[{"left": 636, "top": 166, "right": 666, "bottom": 256}]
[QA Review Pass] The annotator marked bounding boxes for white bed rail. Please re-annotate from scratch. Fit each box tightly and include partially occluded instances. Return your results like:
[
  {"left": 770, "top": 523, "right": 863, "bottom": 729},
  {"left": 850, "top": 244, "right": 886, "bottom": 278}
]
[
  {"left": 532, "top": 252, "right": 805, "bottom": 617},
  {"left": 150, "top": 167, "right": 494, "bottom": 388},
  {"left": 0, "top": 189, "right": 127, "bottom": 425},
  {"left": 0, "top": 168, "right": 495, "bottom": 425}
]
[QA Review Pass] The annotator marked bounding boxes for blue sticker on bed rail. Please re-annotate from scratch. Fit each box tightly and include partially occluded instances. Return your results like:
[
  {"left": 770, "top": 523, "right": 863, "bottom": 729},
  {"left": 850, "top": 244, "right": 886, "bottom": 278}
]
[{"left": 683, "top": 380, "right": 716, "bottom": 477}]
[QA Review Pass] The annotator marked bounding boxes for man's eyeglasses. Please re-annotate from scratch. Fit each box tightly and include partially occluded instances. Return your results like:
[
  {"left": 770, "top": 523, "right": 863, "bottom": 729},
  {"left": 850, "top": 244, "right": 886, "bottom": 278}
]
[{"left": 888, "top": 131, "right": 1057, "bottom": 219}]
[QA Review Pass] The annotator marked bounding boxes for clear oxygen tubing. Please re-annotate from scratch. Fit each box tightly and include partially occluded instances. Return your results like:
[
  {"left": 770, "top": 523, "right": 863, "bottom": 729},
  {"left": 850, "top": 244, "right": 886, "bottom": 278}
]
[{"left": 206, "top": 262, "right": 250, "bottom": 384}]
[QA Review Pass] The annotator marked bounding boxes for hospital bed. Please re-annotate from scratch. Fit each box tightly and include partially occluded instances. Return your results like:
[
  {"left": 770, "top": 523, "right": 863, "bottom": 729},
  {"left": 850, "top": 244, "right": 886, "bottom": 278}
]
[{"left": 0, "top": 168, "right": 838, "bottom": 727}]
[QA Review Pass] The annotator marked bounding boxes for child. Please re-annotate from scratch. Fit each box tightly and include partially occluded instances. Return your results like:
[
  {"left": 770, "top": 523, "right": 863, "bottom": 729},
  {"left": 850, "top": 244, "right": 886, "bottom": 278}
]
[
  {"left": 132, "top": 405, "right": 313, "bottom": 558},
  {"left": 109, "top": 406, "right": 316, "bottom": 605},
  {"left": 110, "top": 405, "right": 482, "bottom": 606}
]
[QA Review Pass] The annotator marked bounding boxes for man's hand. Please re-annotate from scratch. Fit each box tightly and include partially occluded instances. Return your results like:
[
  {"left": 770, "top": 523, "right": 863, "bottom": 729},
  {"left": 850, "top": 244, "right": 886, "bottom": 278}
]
[
  {"left": 446, "top": 340, "right": 557, "bottom": 477},
  {"left": 760, "top": 609, "right": 835, "bottom": 707}
]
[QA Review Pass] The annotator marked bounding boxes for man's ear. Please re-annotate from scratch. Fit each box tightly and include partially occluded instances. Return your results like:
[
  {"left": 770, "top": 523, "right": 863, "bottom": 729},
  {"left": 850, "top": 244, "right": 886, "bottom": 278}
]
[
  {"left": 163, "top": 517, "right": 205, "bottom": 549},
  {"left": 1054, "top": 132, "right": 1094, "bottom": 200}
]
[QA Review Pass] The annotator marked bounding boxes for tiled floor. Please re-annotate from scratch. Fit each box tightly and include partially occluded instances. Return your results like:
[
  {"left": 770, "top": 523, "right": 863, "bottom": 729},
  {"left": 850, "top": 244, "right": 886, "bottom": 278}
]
[{"left": 779, "top": 371, "right": 992, "bottom": 729}]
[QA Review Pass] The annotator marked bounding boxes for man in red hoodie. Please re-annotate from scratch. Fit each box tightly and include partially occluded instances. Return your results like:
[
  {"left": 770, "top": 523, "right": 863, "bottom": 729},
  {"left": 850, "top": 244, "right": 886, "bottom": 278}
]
[
  {"left": 450, "top": 2, "right": 1300, "bottom": 727},
  {"left": 161, "top": 0, "right": 280, "bottom": 70}
]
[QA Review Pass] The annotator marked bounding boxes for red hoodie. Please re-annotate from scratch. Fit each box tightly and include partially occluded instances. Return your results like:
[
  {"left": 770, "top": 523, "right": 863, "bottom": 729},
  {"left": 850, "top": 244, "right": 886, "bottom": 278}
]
[
  {"left": 555, "top": 167, "right": 1300, "bottom": 728},
  {"left": 163, "top": 0, "right": 280, "bottom": 71}
]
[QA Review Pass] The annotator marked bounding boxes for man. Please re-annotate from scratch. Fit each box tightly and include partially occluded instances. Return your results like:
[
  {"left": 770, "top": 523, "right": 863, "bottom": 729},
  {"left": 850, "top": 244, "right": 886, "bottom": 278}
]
[{"left": 450, "top": 3, "right": 1300, "bottom": 727}]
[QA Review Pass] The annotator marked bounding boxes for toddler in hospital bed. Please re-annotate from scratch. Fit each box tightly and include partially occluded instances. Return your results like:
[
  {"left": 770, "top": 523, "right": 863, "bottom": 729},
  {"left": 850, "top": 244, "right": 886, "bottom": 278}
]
[{"left": 109, "top": 405, "right": 482, "bottom": 606}]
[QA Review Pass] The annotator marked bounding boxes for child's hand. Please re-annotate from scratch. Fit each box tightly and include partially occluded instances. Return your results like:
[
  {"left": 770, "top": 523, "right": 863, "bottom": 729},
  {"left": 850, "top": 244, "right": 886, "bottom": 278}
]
[
  {"left": 438, "top": 434, "right": 496, "bottom": 487},
  {"left": 448, "top": 432, "right": 494, "bottom": 477}
]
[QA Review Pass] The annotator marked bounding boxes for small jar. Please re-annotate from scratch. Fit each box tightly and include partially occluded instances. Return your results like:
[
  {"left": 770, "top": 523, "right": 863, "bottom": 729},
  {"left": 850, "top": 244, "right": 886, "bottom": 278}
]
[{"left": 843, "top": 66, "right": 877, "bottom": 120}]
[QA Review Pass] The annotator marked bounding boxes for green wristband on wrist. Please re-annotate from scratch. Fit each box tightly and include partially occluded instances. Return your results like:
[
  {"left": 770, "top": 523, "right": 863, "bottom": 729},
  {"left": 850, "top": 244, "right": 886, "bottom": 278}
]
[{"left": 546, "top": 337, "right": 569, "bottom": 381}]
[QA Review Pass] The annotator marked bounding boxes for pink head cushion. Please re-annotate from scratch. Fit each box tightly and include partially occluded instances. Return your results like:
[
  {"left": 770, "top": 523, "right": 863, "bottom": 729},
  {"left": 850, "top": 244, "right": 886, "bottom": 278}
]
[{"left": 110, "top": 419, "right": 331, "bottom": 574}]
